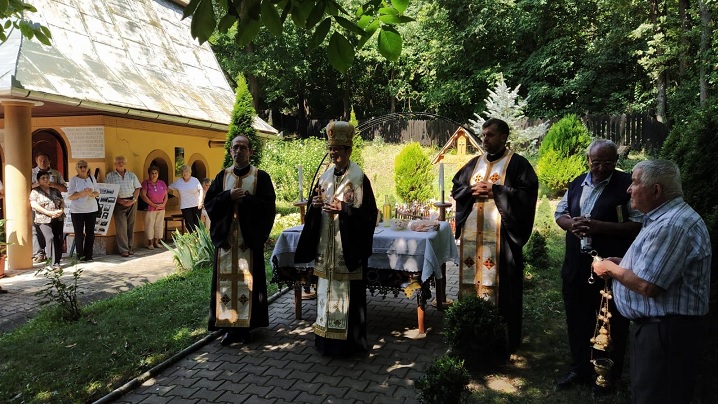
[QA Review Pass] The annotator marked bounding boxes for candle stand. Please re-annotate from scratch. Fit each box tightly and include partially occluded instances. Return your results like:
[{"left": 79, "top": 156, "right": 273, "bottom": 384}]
[
  {"left": 433, "top": 193, "right": 453, "bottom": 311},
  {"left": 291, "top": 200, "right": 314, "bottom": 305}
]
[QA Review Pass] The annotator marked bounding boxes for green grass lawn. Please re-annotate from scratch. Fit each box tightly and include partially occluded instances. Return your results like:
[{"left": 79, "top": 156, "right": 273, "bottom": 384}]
[{"left": 0, "top": 268, "right": 213, "bottom": 403}]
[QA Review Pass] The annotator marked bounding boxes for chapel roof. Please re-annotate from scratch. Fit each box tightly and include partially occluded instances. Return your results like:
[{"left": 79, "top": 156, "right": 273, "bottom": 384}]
[{"left": 0, "top": 0, "right": 271, "bottom": 133}]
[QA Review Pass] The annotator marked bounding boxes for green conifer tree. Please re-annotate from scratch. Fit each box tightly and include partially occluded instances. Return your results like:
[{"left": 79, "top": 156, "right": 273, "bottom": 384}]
[
  {"left": 394, "top": 142, "right": 433, "bottom": 202},
  {"left": 348, "top": 107, "right": 364, "bottom": 168},
  {"left": 224, "top": 74, "right": 260, "bottom": 168}
]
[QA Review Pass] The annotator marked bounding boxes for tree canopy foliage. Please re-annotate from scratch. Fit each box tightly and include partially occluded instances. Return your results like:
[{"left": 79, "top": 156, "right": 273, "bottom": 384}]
[
  {"left": 0, "top": 0, "right": 51, "bottom": 44},
  {"left": 182, "top": 0, "right": 414, "bottom": 73},
  {"left": 207, "top": 0, "right": 717, "bottom": 129}
]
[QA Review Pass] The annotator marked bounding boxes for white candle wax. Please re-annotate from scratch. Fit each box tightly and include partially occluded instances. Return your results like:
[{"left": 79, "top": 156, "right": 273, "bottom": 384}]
[
  {"left": 298, "top": 164, "right": 304, "bottom": 201},
  {"left": 439, "top": 163, "right": 444, "bottom": 194}
]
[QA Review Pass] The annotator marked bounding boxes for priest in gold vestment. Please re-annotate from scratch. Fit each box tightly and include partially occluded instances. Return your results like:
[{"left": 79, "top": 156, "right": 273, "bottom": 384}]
[
  {"left": 206, "top": 135, "right": 276, "bottom": 346},
  {"left": 295, "top": 121, "right": 377, "bottom": 356},
  {"left": 451, "top": 118, "right": 538, "bottom": 353}
]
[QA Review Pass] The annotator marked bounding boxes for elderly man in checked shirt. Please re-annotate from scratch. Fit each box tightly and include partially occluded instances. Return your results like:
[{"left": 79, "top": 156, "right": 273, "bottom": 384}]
[
  {"left": 592, "top": 159, "right": 711, "bottom": 404},
  {"left": 105, "top": 155, "right": 142, "bottom": 257}
]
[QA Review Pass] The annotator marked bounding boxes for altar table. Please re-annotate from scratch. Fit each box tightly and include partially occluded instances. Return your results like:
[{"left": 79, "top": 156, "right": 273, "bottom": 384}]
[{"left": 271, "top": 221, "right": 458, "bottom": 332}]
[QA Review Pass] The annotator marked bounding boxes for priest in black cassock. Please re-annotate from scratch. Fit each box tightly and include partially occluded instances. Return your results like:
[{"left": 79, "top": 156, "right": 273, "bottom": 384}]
[
  {"left": 451, "top": 118, "right": 538, "bottom": 353},
  {"left": 295, "top": 121, "right": 377, "bottom": 356},
  {"left": 205, "top": 135, "right": 276, "bottom": 346}
]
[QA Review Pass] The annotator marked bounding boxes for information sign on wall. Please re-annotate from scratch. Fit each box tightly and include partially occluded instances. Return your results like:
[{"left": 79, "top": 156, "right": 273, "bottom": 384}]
[{"left": 62, "top": 126, "right": 105, "bottom": 158}]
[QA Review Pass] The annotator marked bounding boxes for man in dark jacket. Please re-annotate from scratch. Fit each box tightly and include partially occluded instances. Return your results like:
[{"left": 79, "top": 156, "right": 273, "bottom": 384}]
[{"left": 554, "top": 139, "right": 641, "bottom": 393}]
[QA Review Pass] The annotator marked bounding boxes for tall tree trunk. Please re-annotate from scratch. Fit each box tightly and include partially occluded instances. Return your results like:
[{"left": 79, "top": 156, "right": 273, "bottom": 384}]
[
  {"left": 343, "top": 75, "right": 351, "bottom": 120},
  {"left": 245, "top": 43, "right": 261, "bottom": 112},
  {"left": 679, "top": 0, "right": 690, "bottom": 78},
  {"left": 699, "top": 0, "right": 712, "bottom": 105},
  {"left": 650, "top": 0, "right": 667, "bottom": 123}
]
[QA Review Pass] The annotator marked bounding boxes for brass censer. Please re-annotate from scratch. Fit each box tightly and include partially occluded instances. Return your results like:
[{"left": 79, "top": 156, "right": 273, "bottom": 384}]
[{"left": 588, "top": 250, "right": 615, "bottom": 390}]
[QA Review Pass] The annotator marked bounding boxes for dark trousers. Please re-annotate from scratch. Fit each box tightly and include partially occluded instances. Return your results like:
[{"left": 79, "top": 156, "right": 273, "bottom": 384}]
[
  {"left": 181, "top": 206, "right": 201, "bottom": 232},
  {"left": 630, "top": 316, "right": 706, "bottom": 404},
  {"left": 33, "top": 221, "right": 46, "bottom": 257},
  {"left": 71, "top": 212, "right": 96, "bottom": 260},
  {"left": 37, "top": 220, "right": 63, "bottom": 265},
  {"left": 562, "top": 278, "right": 630, "bottom": 379}
]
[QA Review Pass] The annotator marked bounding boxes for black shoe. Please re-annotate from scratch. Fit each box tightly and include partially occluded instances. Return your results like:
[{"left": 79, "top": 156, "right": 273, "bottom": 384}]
[
  {"left": 238, "top": 329, "right": 252, "bottom": 344},
  {"left": 555, "top": 371, "right": 590, "bottom": 391},
  {"left": 592, "top": 382, "right": 613, "bottom": 397},
  {"left": 219, "top": 331, "right": 241, "bottom": 346}
]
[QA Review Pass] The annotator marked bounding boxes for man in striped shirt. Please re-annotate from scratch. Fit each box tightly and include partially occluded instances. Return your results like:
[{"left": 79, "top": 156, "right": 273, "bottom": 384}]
[
  {"left": 105, "top": 155, "right": 141, "bottom": 257},
  {"left": 592, "top": 159, "right": 711, "bottom": 404}
]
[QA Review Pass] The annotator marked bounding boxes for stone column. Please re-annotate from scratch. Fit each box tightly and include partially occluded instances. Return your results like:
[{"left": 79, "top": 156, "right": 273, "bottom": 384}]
[{"left": 1, "top": 100, "right": 42, "bottom": 270}]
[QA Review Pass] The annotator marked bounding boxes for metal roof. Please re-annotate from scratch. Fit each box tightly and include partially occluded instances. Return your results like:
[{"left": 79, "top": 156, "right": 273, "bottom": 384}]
[{"left": 0, "top": 0, "right": 275, "bottom": 134}]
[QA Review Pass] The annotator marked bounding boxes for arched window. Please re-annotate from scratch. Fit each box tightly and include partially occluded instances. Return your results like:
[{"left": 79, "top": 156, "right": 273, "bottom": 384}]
[{"left": 32, "top": 129, "right": 68, "bottom": 180}]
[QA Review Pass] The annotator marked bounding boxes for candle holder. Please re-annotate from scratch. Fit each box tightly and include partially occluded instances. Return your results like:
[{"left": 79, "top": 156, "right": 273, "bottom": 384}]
[
  {"left": 432, "top": 199, "right": 453, "bottom": 311},
  {"left": 293, "top": 200, "right": 308, "bottom": 225}
]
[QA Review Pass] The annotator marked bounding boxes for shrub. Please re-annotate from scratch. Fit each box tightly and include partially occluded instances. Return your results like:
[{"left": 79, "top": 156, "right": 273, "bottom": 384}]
[
  {"left": 536, "top": 114, "right": 592, "bottom": 194},
  {"left": 533, "top": 195, "right": 556, "bottom": 237},
  {"left": 415, "top": 355, "right": 470, "bottom": 404},
  {"left": 394, "top": 142, "right": 434, "bottom": 203},
  {"left": 35, "top": 263, "right": 84, "bottom": 321},
  {"left": 259, "top": 137, "right": 327, "bottom": 203},
  {"left": 536, "top": 149, "right": 586, "bottom": 193},
  {"left": 661, "top": 101, "right": 718, "bottom": 290},
  {"left": 164, "top": 221, "right": 214, "bottom": 271},
  {"left": 524, "top": 230, "right": 549, "bottom": 270},
  {"left": 444, "top": 295, "right": 507, "bottom": 369}
]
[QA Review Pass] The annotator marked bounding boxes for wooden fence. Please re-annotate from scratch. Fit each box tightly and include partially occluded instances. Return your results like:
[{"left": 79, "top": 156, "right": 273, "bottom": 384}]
[
  {"left": 273, "top": 112, "right": 669, "bottom": 153},
  {"left": 583, "top": 113, "right": 668, "bottom": 154}
]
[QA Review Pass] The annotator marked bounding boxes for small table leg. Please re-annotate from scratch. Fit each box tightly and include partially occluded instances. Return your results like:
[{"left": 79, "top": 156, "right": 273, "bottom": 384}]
[
  {"left": 417, "top": 282, "right": 430, "bottom": 333},
  {"left": 417, "top": 302, "right": 426, "bottom": 334},
  {"left": 294, "top": 284, "right": 302, "bottom": 320}
]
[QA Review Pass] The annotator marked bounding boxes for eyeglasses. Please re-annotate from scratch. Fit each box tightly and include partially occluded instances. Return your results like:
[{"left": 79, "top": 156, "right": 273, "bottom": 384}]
[
  {"left": 77, "top": 165, "right": 87, "bottom": 168},
  {"left": 590, "top": 161, "right": 617, "bottom": 168}
]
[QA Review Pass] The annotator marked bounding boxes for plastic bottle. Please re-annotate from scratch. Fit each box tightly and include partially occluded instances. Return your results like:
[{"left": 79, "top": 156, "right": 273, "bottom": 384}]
[
  {"left": 383, "top": 195, "right": 392, "bottom": 226},
  {"left": 580, "top": 213, "right": 593, "bottom": 253}
]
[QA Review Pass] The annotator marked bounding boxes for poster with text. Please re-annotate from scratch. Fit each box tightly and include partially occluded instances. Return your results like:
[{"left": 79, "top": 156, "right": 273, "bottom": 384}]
[{"left": 63, "top": 182, "right": 120, "bottom": 236}]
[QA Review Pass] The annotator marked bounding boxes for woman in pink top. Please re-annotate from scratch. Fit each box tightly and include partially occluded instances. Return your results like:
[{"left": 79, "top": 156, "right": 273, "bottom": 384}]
[{"left": 140, "top": 166, "right": 168, "bottom": 249}]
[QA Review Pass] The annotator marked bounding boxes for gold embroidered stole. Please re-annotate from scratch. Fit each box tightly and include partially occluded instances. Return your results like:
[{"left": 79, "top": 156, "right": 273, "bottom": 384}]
[
  {"left": 214, "top": 166, "right": 258, "bottom": 328},
  {"left": 458, "top": 150, "right": 514, "bottom": 304},
  {"left": 314, "top": 162, "right": 364, "bottom": 340}
]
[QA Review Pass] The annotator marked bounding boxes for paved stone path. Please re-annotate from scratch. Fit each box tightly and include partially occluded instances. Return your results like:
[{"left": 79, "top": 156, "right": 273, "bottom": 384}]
[{"left": 0, "top": 249, "right": 457, "bottom": 403}]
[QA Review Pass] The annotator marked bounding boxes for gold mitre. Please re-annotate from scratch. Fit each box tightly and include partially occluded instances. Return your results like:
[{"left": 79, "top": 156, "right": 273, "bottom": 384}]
[{"left": 326, "top": 121, "right": 354, "bottom": 147}]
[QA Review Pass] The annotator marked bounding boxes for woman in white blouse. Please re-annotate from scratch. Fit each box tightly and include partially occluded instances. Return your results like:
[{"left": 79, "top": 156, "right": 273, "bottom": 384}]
[
  {"left": 67, "top": 160, "right": 100, "bottom": 262},
  {"left": 169, "top": 165, "right": 204, "bottom": 233}
]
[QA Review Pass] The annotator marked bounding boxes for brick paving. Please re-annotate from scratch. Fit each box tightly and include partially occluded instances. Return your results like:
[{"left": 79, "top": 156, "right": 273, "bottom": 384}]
[{"left": 0, "top": 248, "right": 457, "bottom": 403}]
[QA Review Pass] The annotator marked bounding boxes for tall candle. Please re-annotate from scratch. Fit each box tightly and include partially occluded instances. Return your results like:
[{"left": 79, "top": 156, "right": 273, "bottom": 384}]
[
  {"left": 298, "top": 164, "right": 304, "bottom": 201},
  {"left": 438, "top": 163, "right": 444, "bottom": 195}
]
